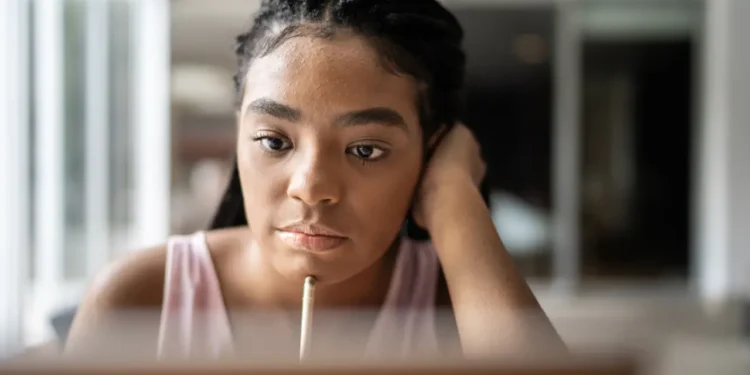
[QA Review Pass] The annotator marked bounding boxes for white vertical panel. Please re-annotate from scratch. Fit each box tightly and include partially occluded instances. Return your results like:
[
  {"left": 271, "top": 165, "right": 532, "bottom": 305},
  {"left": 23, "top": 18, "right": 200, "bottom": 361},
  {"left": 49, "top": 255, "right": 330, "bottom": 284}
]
[
  {"left": 131, "top": 0, "right": 171, "bottom": 248},
  {"left": 696, "top": 0, "right": 730, "bottom": 302},
  {"left": 0, "top": 0, "right": 30, "bottom": 358},
  {"left": 33, "top": 0, "right": 65, "bottom": 302},
  {"left": 85, "top": 0, "right": 111, "bottom": 276},
  {"left": 726, "top": 0, "right": 750, "bottom": 300},
  {"left": 697, "top": 0, "right": 750, "bottom": 302},
  {"left": 551, "top": 0, "right": 582, "bottom": 293}
]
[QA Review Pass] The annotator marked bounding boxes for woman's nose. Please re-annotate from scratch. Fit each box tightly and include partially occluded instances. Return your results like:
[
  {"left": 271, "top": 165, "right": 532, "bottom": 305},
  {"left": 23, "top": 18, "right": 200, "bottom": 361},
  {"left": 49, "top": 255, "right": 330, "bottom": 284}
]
[{"left": 286, "top": 152, "right": 342, "bottom": 207}]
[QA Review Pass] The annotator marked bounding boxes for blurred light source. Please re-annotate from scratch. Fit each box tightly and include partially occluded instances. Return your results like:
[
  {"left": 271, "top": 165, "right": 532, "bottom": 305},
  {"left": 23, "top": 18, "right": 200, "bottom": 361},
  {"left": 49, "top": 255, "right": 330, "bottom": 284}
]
[
  {"left": 513, "top": 33, "right": 548, "bottom": 65},
  {"left": 490, "top": 191, "right": 550, "bottom": 255},
  {"left": 172, "top": 64, "right": 234, "bottom": 116}
]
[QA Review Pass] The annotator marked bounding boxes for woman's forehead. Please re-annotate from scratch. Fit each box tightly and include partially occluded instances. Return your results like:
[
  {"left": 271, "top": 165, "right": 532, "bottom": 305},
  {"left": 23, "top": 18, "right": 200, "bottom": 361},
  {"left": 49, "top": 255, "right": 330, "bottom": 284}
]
[{"left": 241, "top": 35, "right": 421, "bottom": 131}]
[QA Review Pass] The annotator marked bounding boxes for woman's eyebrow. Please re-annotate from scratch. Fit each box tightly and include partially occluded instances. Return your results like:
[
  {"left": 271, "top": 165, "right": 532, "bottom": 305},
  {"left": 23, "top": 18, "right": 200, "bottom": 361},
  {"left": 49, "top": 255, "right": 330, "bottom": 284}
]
[
  {"left": 245, "top": 98, "right": 301, "bottom": 122},
  {"left": 244, "top": 98, "right": 408, "bottom": 133},
  {"left": 335, "top": 107, "right": 408, "bottom": 132}
]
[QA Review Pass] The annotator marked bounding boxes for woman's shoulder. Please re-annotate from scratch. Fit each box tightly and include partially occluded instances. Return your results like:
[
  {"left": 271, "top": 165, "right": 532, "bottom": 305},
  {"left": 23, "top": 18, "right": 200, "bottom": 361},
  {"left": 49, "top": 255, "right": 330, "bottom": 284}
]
[
  {"left": 65, "top": 243, "right": 168, "bottom": 355},
  {"left": 65, "top": 228, "right": 248, "bottom": 355},
  {"left": 82, "top": 227, "right": 248, "bottom": 309},
  {"left": 83, "top": 243, "right": 169, "bottom": 309}
]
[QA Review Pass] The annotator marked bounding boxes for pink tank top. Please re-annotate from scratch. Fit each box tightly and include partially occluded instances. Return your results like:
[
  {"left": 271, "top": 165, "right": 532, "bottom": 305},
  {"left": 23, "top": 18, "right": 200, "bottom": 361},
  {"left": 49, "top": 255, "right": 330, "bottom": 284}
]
[{"left": 157, "top": 231, "right": 440, "bottom": 359}]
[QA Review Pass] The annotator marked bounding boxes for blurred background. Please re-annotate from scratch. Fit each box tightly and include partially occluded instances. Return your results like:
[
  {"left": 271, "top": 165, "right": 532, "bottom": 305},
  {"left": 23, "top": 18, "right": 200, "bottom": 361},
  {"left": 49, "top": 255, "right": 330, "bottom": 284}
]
[{"left": 1, "top": 0, "right": 749, "bottom": 372}]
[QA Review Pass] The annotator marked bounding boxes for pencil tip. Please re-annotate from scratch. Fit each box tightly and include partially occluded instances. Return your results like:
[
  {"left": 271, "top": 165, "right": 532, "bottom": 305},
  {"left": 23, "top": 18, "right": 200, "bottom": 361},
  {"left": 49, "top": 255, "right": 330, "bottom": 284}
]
[{"left": 305, "top": 276, "right": 316, "bottom": 286}]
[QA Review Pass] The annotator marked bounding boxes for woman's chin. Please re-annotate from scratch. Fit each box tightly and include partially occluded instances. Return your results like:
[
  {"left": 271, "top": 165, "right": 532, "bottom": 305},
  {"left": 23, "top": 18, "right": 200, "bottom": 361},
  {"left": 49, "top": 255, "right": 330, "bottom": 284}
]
[{"left": 273, "top": 251, "right": 359, "bottom": 286}]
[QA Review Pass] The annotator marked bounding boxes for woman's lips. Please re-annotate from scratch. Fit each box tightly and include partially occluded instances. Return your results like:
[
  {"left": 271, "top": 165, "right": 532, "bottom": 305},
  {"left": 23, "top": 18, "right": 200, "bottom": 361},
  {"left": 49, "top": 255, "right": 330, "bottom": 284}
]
[{"left": 276, "top": 231, "right": 347, "bottom": 251}]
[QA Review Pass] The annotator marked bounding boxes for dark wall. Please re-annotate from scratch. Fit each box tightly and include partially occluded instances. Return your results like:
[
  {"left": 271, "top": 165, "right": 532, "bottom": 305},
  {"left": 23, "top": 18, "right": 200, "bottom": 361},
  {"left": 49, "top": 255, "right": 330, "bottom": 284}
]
[
  {"left": 451, "top": 8, "right": 554, "bottom": 209},
  {"left": 582, "top": 41, "right": 692, "bottom": 276}
]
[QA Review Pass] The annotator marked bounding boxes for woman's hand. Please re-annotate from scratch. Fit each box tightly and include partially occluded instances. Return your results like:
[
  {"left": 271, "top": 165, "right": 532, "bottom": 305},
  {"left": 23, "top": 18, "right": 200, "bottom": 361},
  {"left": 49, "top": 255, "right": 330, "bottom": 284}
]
[{"left": 413, "top": 123, "right": 486, "bottom": 230}]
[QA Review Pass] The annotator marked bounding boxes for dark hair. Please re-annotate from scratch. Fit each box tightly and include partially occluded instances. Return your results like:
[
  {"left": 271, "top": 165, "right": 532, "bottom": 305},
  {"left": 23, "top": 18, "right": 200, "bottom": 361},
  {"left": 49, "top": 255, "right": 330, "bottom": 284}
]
[{"left": 210, "top": 0, "right": 466, "bottom": 238}]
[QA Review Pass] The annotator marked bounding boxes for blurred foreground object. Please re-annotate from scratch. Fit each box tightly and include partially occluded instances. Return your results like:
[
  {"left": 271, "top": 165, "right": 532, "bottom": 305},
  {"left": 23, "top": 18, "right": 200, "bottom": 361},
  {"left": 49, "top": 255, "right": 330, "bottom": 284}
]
[{"left": 2, "top": 355, "right": 638, "bottom": 375}]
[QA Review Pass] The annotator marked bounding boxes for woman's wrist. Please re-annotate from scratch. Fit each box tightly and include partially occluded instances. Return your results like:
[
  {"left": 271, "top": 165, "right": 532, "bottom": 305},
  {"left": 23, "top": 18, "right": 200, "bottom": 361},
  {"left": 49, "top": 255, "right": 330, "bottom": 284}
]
[{"left": 421, "top": 174, "right": 484, "bottom": 234}]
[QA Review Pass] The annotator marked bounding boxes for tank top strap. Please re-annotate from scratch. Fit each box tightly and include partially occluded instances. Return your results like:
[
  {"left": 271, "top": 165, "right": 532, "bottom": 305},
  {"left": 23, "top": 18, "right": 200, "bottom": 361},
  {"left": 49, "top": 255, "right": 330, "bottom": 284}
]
[
  {"left": 157, "top": 231, "right": 233, "bottom": 359},
  {"left": 366, "top": 238, "right": 439, "bottom": 356}
]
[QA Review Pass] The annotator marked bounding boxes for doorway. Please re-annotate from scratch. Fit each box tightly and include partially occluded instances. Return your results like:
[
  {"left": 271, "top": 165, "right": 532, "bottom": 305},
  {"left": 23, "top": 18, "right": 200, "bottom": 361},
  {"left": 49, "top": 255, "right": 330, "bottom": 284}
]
[{"left": 580, "top": 40, "right": 693, "bottom": 279}]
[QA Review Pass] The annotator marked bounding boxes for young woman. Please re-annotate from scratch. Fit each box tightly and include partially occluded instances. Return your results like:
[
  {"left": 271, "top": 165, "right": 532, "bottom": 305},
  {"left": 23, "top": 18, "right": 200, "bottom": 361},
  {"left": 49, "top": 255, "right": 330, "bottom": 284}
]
[{"left": 66, "top": 0, "right": 563, "bottom": 360}]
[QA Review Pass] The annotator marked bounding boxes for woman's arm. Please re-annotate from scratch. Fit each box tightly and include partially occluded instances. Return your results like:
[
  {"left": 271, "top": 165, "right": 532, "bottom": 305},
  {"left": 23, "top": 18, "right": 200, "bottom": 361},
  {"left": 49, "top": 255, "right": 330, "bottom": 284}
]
[
  {"left": 426, "top": 178, "right": 565, "bottom": 357},
  {"left": 416, "top": 124, "right": 565, "bottom": 358}
]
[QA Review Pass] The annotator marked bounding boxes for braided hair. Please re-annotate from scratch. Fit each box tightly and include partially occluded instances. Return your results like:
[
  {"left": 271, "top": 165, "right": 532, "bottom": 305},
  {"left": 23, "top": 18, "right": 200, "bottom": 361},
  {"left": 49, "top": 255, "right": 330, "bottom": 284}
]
[{"left": 211, "top": 0, "right": 467, "bottom": 239}]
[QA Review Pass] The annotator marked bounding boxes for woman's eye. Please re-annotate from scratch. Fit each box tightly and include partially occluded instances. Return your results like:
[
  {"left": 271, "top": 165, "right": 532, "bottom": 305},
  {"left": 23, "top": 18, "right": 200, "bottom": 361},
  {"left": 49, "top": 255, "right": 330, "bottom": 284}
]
[
  {"left": 256, "top": 136, "right": 292, "bottom": 152},
  {"left": 348, "top": 145, "right": 386, "bottom": 161}
]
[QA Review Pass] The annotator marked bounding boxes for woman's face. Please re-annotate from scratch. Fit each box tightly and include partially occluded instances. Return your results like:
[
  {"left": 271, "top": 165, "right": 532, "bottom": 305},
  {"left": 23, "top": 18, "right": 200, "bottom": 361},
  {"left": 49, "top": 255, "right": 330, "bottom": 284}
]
[{"left": 237, "top": 32, "right": 424, "bottom": 284}]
